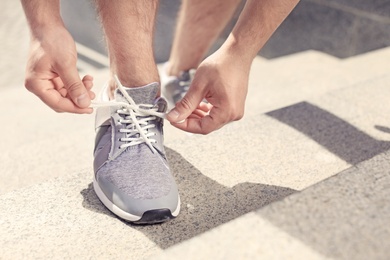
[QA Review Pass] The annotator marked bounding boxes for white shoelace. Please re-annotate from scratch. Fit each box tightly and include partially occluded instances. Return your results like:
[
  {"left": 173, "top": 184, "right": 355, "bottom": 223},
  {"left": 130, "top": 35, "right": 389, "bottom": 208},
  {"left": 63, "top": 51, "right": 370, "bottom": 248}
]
[{"left": 92, "top": 75, "right": 166, "bottom": 154}]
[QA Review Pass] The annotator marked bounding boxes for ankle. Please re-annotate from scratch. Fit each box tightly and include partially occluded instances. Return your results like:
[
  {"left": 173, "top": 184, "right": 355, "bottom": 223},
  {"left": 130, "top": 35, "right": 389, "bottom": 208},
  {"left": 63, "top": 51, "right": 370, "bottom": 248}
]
[
  {"left": 107, "top": 74, "right": 161, "bottom": 100},
  {"left": 165, "top": 62, "right": 179, "bottom": 77},
  {"left": 166, "top": 61, "right": 198, "bottom": 77},
  {"left": 108, "top": 51, "right": 159, "bottom": 88},
  {"left": 107, "top": 78, "right": 116, "bottom": 100},
  {"left": 110, "top": 65, "right": 159, "bottom": 87}
]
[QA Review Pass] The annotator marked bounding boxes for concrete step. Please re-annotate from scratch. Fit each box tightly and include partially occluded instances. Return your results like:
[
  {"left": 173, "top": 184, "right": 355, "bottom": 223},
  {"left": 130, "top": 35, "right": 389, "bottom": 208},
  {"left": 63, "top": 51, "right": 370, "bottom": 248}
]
[
  {"left": 1, "top": 73, "right": 389, "bottom": 259},
  {"left": 341, "top": 46, "right": 390, "bottom": 82},
  {"left": 155, "top": 149, "right": 390, "bottom": 260},
  {"left": 246, "top": 47, "right": 390, "bottom": 117}
]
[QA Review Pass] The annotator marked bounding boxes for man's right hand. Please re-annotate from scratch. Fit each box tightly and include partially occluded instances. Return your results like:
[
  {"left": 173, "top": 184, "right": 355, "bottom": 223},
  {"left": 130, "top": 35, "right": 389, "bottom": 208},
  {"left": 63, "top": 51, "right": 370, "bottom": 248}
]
[{"left": 24, "top": 26, "right": 95, "bottom": 113}]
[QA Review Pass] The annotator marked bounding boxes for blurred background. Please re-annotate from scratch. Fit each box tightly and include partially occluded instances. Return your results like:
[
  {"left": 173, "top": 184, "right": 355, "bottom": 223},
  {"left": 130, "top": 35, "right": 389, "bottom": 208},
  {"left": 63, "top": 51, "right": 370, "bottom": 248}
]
[{"left": 1, "top": 0, "right": 389, "bottom": 88}]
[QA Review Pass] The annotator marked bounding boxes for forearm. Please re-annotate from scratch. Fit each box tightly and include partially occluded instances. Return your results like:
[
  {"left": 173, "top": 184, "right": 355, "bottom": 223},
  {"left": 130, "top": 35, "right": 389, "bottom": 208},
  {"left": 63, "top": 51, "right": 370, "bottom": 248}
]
[
  {"left": 21, "top": 0, "right": 64, "bottom": 39},
  {"left": 221, "top": 0, "right": 300, "bottom": 62}
]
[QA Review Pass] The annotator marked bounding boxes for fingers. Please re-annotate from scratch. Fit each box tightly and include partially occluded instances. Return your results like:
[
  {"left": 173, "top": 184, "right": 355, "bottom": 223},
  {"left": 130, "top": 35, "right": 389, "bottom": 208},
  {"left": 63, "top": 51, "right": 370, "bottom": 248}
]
[
  {"left": 166, "top": 81, "right": 206, "bottom": 124},
  {"left": 25, "top": 77, "right": 93, "bottom": 114},
  {"left": 189, "top": 102, "right": 212, "bottom": 118},
  {"left": 35, "top": 82, "right": 93, "bottom": 114},
  {"left": 82, "top": 75, "right": 93, "bottom": 89},
  {"left": 82, "top": 75, "right": 96, "bottom": 100},
  {"left": 57, "top": 64, "right": 91, "bottom": 108},
  {"left": 171, "top": 105, "right": 227, "bottom": 134},
  {"left": 165, "top": 74, "right": 227, "bottom": 134},
  {"left": 170, "top": 99, "right": 244, "bottom": 134},
  {"left": 53, "top": 75, "right": 95, "bottom": 100},
  {"left": 197, "top": 101, "right": 212, "bottom": 112}
]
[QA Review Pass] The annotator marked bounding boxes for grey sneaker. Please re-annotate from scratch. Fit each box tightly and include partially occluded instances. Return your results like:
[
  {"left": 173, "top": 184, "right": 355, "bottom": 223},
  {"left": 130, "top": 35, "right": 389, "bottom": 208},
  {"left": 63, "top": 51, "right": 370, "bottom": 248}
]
[
  {"left": 93, "top": 76, "right": 180, "bottom": 224},
  {"left": 161, "top": 63, "right": 196, "bottom": 109}
]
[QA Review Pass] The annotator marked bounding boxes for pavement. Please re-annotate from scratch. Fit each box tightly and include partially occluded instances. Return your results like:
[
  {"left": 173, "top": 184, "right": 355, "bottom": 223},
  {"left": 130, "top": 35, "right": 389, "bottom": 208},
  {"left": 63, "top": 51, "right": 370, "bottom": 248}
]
[{"left": 1, "top": 0, "right": 390, "bottom": 259}]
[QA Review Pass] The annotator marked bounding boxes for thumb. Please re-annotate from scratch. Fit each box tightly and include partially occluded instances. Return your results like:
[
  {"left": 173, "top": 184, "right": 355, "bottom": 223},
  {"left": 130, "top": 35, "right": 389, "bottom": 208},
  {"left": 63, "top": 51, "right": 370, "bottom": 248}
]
[
  {"left": 167, "top": 83, "right": 205, "bottom": 123},
  {"left": 58, "top": 65, "right": 91, "bottom": 108}
]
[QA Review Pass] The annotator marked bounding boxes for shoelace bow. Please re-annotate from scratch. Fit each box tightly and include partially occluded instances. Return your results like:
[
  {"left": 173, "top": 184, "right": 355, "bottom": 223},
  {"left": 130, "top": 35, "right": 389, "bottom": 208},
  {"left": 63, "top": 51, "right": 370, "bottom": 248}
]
[{"left": 91, "top": 75, "right": 166, "bottom": 154}]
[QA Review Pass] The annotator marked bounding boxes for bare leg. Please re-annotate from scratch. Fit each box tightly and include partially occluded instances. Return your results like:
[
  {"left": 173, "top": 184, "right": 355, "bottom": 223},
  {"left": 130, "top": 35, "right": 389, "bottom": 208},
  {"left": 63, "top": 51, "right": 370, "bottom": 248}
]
[
  {"left": 167, "top": 0, "right": 242, "bottom": 76},
  {"left": 95, "top": 0, "right": 159, "bottom": 96}
]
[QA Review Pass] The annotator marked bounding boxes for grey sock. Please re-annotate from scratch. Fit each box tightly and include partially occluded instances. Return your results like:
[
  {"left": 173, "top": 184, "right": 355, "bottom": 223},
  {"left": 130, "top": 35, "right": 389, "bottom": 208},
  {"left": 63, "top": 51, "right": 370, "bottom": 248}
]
[{"left": 115, "top": 82, "right": 159, "bottom": 104}]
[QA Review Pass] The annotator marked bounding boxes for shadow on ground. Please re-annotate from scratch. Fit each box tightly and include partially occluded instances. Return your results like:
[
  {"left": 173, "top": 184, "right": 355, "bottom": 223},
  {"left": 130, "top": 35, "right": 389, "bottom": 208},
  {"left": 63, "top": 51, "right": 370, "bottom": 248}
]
[
  {"left": 267, "top": 101, "right": 390, "bottom": 165},
  {"left": 80, "top": 147, "right": 296, "bottom": 249}
]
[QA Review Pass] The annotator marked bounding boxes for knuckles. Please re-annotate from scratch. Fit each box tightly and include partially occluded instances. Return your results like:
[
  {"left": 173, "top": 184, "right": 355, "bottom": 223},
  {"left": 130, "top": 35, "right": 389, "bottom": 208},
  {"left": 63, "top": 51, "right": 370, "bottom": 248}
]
[
  {"left": 66, "top": 81, "right": 84, "bottom": 95},
  {"left": 226, "top": 104, "right": 244, "bottom": 122},
  {"left": 176, "top": 97, "right": 193, "bottom": 111},
  {"left": 232, "top": 110, "right": 244, "bottom": 121}
]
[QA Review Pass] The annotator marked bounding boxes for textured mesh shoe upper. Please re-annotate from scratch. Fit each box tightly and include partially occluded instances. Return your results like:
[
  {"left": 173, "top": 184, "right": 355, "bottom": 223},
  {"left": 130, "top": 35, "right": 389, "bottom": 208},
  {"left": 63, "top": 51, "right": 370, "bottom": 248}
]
[
  {"left": 97, "top": 143, "right": 171, "bottom": 200},
  {"left": 94, "top": 80, "right": 173, "bottom": 200}
]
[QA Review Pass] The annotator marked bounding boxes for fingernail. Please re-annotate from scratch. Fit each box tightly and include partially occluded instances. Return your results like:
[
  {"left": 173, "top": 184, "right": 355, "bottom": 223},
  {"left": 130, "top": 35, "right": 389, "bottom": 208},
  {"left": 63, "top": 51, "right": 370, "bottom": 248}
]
[
  {"left": 76, "top": 93, "right": 90, "bottom": 108},
  {"left": 167, "top": 109, "right": 180, "bottom": 121}
]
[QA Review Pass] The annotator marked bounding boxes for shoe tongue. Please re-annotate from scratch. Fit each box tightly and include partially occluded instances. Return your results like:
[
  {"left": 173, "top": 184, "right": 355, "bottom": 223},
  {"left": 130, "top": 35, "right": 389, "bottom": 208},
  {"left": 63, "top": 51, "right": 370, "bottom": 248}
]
[{"left": 115, "top": 82, "right": 159, "bottom": 104}]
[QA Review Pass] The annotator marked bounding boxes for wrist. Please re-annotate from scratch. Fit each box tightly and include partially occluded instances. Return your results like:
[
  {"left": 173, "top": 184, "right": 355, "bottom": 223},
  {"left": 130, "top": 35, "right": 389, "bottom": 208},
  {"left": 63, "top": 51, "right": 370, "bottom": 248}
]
[
  {"left": 29, "top": 22, "right": 66, "bottom": 41},
  {"left": 218, "top": 36, "right": 256, "bottom": 66},
  {"left": 21, "top": 0, "right": 64, "bottom": 40}
]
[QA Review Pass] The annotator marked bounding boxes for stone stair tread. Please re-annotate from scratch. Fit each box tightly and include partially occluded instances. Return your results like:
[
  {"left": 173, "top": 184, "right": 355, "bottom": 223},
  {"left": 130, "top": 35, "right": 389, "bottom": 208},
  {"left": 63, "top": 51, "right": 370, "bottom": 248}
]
[
  {"left": 247, "top": 58, "right": 345, "bottom": 116},
  {"left": 246, "top": 47, "right": 390, "bottom": 117},
  {"left": 342, "top": 46, "right": 390, "bottom": 65},
  {"left": 339, "top": 46, "right": 390, "bottom": 85}
]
